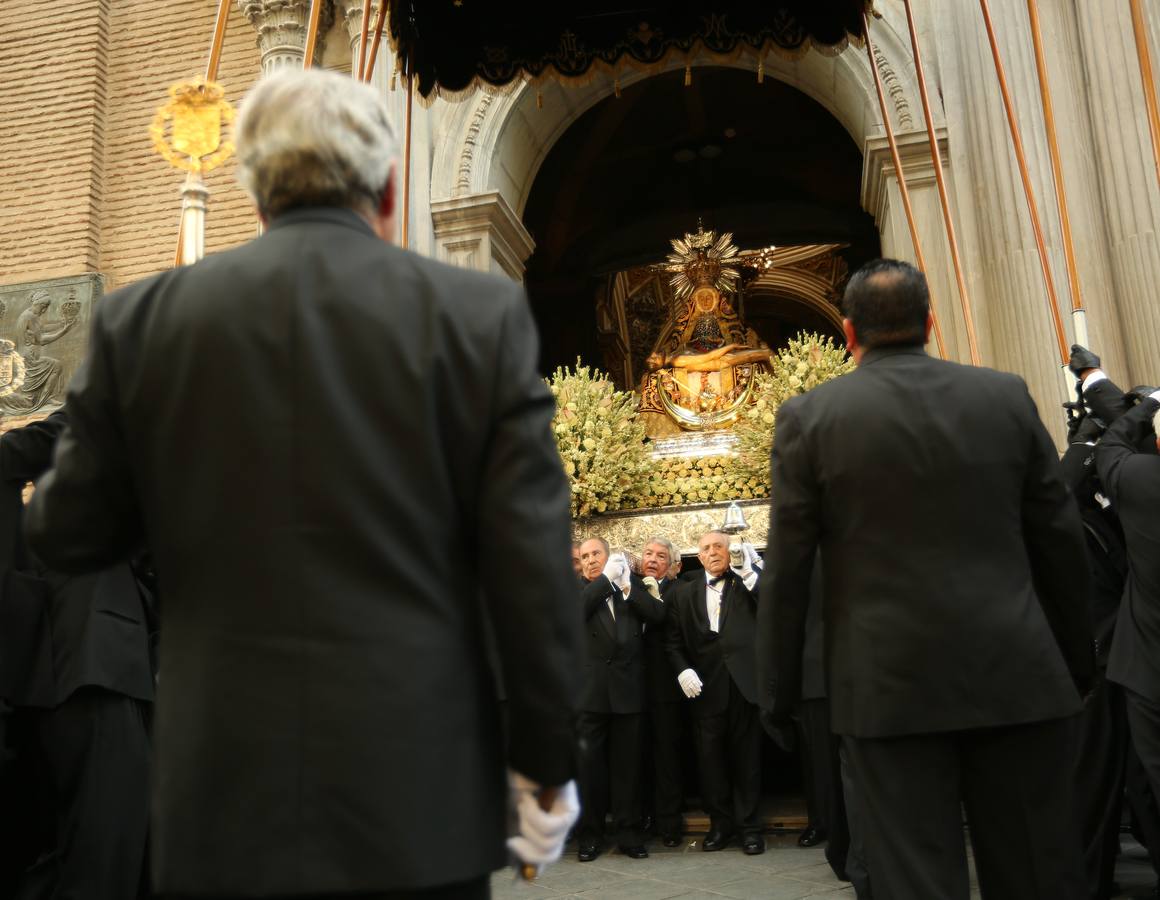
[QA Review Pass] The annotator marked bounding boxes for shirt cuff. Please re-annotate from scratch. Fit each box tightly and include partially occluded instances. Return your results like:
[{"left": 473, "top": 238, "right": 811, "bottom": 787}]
[
  {"left": 1149, "top": 390, "right": 1160, "bottom": 403},
  {"left": 1081, "top": 370, "right": 1108, "bottom": 392}
]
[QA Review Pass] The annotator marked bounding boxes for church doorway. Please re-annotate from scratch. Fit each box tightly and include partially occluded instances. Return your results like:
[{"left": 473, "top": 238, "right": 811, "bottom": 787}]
[{"left": 522, "top": 66, "right": 878, "bottom": 831}]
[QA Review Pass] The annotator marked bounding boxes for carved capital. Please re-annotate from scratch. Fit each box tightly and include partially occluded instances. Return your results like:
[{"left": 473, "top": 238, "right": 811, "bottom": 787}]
[
  {"left": 431, "top": 191, "right": 535, "bottom": 281},
  {"left": 333, "top": 0, "right": 381, "bottom": 50},
  {"left": 237, "top": 0, "right": 334, "bottom": 73},
  {"left": 860, "top": 127, "right": 950, "bottom": 226}
]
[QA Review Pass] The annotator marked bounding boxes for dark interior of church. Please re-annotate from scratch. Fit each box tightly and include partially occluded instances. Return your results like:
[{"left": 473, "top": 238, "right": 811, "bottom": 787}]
[{"left": 523, "top": 65, "right": 882, "bottom": 377}]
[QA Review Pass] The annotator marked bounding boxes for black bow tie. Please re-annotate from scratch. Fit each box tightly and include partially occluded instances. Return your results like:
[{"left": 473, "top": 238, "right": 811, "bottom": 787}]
[{"left": 708, "top": 575, "right": 726, "bottom": 587}]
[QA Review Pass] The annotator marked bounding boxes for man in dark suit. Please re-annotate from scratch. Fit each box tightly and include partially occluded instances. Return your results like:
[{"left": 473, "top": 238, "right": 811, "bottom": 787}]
[
  {"left": 760, "top": 258, "right": 1093, "bottom": 899},
  {"left": 575, "top": 537, "right": 664, "bottom": 860},
  {"left": 1097, "top": 388, "right": 1160, "bottom": 847},
  {"left": 24, "top": 68, "right": 582, "bottom": 900},
  {"left": 0, "top": 411, "right": 153, "bottom": 900},
  {"left": 638, "top": 535, "right": 687, "bottom": 847},
  {"left": 665, "top": 530, "right": 765, "bottom": 855}
]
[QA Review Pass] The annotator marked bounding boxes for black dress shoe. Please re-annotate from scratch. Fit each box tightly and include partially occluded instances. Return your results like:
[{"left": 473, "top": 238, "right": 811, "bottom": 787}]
[
  {"left": 661, "top": 833, "right": 682, "bottom": 848},
  {"left": 578, "top": 844, "right": 600, "bottom": 862},
  {"left": 797, "top": 825, "right": 827, "bottom": 848},
  {"left": 702, "top": 829, "right": 734, "bottom": 851},
  {"left": 620, "top": 845, "right": 649, "bottom": 859},
  {"left": 742, "top": 834, "right": 765, "bottom": 855}
]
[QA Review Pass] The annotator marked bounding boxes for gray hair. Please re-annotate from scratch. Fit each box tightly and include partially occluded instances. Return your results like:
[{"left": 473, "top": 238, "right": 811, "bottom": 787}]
[
  {"left": 580, "top": 536, "right": 610, "bottom": 554},
  {"left": 236, "top": 68, "right": 398, "bottom": 219},
  {"left": 644, "top": 536, "right": 679, "bottom": 564}
]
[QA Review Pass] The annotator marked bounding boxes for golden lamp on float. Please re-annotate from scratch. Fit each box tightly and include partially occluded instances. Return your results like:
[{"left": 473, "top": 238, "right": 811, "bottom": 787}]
[
  {"left": 639, "top": 224, "right": 779, "bottom": 434},
  {"left": 150, "top": 79, "right": 235, "bottom": 266}
]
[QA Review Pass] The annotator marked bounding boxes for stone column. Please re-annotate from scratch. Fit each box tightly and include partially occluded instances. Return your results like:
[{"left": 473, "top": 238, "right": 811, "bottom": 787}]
[
  {"left": 334, "top": 0, "right": 380, "bottom": 76},
  {"left": 928, "top": 0, "right": 1125, "bottom": 439},
  {"left": 1074, "top": 1, "right": 1160, "bottom": 387},
  {"left": 863, "top": 128, "right": 971, "bottom": 365},
  {"left": 431, "top": 191, "right": 535, "bottom": 281},
  {"left": 237, "top": 0, "right": 332, "bottom": 73}
]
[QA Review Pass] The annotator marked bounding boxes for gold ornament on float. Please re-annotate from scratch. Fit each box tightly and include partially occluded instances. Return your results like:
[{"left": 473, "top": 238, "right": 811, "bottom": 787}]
[{"left": 150, "top": 79, "right": 235, "bottom": 173}]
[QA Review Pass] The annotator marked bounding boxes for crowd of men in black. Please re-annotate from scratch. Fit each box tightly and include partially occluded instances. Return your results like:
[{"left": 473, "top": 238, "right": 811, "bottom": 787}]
[
  {"left": 569, "top": 342, "right": 1160, "bottom": 900},
  {"left": 0, "top": 346, "right": 1157, "bottom": 900}
]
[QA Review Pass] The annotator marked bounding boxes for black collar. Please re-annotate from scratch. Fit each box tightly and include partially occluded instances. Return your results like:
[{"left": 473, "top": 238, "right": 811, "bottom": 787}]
[
  {"left": 858, "top": 344, "right": 929, "bottom": 368},
  {"left": 264, "top": 206, "right": 377, "bottom": 238}
]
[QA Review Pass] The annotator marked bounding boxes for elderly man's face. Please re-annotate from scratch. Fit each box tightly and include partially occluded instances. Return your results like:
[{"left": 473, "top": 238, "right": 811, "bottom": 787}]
[
  {"left": 641, "top": 542, "right": 671, "bottom": 579},
  {"left": 698, "top": 532, "right": 730, "bottom": 577},
  {"left": 579, "top": 539, "right": 609, "bottom": 582}
]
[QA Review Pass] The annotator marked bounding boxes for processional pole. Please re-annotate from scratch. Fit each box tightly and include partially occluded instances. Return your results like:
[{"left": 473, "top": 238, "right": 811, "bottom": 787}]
[
  {"left": 901, "top": 0, "right": 981, "bottom": 365},
  {"left": 364, "top": 4, "right": 388, "bottom": 82},
  {"left": 1025, "top": 0, "right": 1087, "bottom": 347},
  {"left": 1130, "top": 0, "right": 1160, "bottom": 191},
  {"left": 862, "top": 10, "right": 946, "bottom": 361},
  {"left": 172, "top": 0, "right": 233, "bottom": 267},
  {"left": 302, "top": 0, "right": 325, "bottom": 69},
  {"left": 976, "top": 0, "right": 1069, "bottom": 368},
  {"left": 401, "top": 72, "right": 413, "bottom": 249},
  {"left": 356, "top": 0, "right": 374, "bottom": 81}
]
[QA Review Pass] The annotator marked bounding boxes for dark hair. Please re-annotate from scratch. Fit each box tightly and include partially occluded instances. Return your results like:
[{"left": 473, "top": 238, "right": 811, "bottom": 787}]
[{"left": 842, "top": 259, "right": 929, "bottom": 349}]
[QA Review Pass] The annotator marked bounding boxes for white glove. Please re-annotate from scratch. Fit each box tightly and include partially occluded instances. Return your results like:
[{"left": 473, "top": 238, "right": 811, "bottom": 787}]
[
  {"left": 641, "top": 576, "right": 661, "bottom": 600},
  {"left": 507, "top": 771, "right": 580, "bottom": 877},
  {"left": 741, "top": 542, "right": 762, "bottom": 571},
  {"left": 677, "top": 668, "right": 703, "bottom": 699},
  {"left": 602, "top": 553, "right": 631, "bottom": 594}
]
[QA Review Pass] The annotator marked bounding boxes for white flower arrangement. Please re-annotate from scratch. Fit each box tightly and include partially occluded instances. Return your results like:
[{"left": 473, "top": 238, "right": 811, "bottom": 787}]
[{"left": 547, "top": 361, "right": 650, "bottom": 517}]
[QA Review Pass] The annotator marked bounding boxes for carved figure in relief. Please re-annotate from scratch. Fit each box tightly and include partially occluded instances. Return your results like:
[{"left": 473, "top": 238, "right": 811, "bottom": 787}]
[{"left": 0, "top": 290, "right": 79, "bottom": 415}]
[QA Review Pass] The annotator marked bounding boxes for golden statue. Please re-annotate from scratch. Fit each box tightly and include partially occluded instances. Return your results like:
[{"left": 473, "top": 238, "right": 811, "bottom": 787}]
[{"left": 637, "top": 224, "right": 776, "bottom": 435}]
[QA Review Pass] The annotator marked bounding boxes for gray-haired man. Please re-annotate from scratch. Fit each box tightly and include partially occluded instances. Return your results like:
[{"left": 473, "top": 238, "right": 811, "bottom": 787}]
[{"left": 26, "top": 69, "right": 582, "bottom": 900}]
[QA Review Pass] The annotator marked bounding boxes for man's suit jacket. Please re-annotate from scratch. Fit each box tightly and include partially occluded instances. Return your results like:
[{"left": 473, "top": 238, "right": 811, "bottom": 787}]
[
  {"left": 24, "top": 207, "right": 583, "bottom": 896},
  {"left": 760, "top": 345, "right": 1092, "bottom": 739},
  {"left": 665, "top": 571, "right": 759, "bottom": 717},
  {"left": 1097, "top": 396, "right": 1160, "bottom": 702},
  {"left": 643, "top": 576, "right": 684, "bottom": 704},
  {"left": 0, "top": 412, "right": 152, "bottom": 709},
  {"left": 580, "top": 573, "right": 664, "bottom": 714}
]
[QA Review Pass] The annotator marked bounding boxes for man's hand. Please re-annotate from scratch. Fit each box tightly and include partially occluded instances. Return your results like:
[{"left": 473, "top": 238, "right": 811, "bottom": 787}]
[
  {"left": 602, "top": 553, "right": 631, "bottom": 594},
  {"left": 641, "top": 575, "right": 662, "bottom": 600},
  {"left": 507, "top": 772, "right": 580, "bottom": 878},
  {"left": 677, "top": 668, "right": 703, "bottom": 699},
  {"left": 1069, "top": 344, "right": 1101, "bottom": 378}
]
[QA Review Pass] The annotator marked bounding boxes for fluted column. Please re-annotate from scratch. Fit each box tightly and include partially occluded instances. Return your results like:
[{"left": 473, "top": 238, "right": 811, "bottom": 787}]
[
  {"left": 334, "top": 0, "right": 379, "bottom": 75},
  {"left": 1074, "top": 1, "right": 1160, "bottom": 388},
  {"left": 929, "top": 0, "right": 1119, "bottom": 439},
  {"left": 238, "top": 0, "right": 333, "bottom": 73}
]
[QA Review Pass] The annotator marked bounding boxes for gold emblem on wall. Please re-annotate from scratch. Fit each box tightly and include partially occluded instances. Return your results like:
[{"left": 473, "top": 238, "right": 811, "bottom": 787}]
[{"left": 150, "top": 79, "right": 235, "bottom": 173}]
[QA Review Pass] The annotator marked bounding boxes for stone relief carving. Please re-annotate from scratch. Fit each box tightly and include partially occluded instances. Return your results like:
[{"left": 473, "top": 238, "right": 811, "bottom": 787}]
[
  {"left": 455, "top": 93, "right": 496, "bottom": 197},
  {"left": 873, "top": 45, "right": 913, "bottom": 130},
  {"left": 573, "top": 498, "right": 771, "bottom": 557},
  {"left": 0, "top": 275, "right": 101, "bottom": 430}
]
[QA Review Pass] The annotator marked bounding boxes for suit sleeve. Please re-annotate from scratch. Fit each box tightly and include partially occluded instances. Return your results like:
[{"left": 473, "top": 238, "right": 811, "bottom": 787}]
[
  {"left": 581, "top": 575, "right": 613, "bottom": 621},
  {"left": 25, "top": 302, "right": 144, "bottom": 571},
  {"left": 758, "top": 399, "right": 819, "bottom": 718},
  {"left": 475, "top": 285, "right": 583, "bottom": 787},
  {"left": 1018, "top": 386, "right": 1095, "bottom": 690},
  {"left": 0, "top": 411, "right": 67, "bottom": 484},
  {"left": 664, "top": 583, "right": 694, "bottom": 676},
  {"left": 625, "top": 575, "right": 665, "bottom": 625},
  {"left": 1096, "top": 397, "right": 1160, "bottom": 506},
  {"left": 1083, "top": 377, "right": 1133, "bottom": 424}
]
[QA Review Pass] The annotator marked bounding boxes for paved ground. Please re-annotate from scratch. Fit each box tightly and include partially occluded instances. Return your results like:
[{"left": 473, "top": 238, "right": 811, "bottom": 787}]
[{"left": 491, "top": 833, "right": 1158, "bottom": 899}]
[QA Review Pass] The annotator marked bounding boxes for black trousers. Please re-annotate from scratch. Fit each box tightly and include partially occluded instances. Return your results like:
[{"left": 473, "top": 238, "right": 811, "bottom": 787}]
[
  {"left": 798, "top": 698, "right": 835, "bottom": 832},
  {"left": 160, "top": 876, "right": 489, "bottom": 899},
  {"left": 577, "top": 710, "right": 643, "bottom": 847},
  {"left": 647, "top": 700, "right": 687, "bottom": 837},
  {"left": 691, "top": 677, "right": 761, "bottom": 836},
  {"left": 1072, "top": 676, "right": 1127, "bottom": 900},
  {"left": 844, "top": 716, "right": 1085, "bottom": 900},
  {"left": 1126, "top": 689, "right": 1160, "bottom": 867},
  {"left": 10, "top": 687, "right": 151, "bottom": 900},
  {"left": 837, "top": 742, "right": 872, "bottom": 900}
]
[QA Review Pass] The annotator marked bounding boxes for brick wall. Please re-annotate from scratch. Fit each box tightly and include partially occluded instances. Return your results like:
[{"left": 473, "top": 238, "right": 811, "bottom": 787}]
[{"left": 0, "top": 1, "right": 269, "bottom": 291}]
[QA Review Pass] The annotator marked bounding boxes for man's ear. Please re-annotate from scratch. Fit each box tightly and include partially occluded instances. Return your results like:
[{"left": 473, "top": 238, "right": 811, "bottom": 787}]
[
  {"left": 843, "top": 318, "right": 858, "bottom": 355},
  {"left": 377, "top": 166, "right": 397, "bottom": 220},
  {"left": 924, "top": 310, "right": 934, "bottom": 343}
]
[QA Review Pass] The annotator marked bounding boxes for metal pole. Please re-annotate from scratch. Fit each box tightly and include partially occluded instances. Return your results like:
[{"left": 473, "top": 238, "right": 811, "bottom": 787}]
[
  {"left": 976, "top": 0, "right": 1069, "bottom": 366},
  {"left": 176, "top": 172, "right": 209, "bottom": 266},
  {"left": 401, "top": 72, "right": 413, "bottom": 248},
  {"left": 863, "top": 10, "right": 946, "bottom": 360},
  {"left": 1026, "top": 0, "right": 1086, "bottom": 346},
  {"left": 356, "top": 0, "right": 374, "bottom": 80},
  {"left": 204, "top": 0, "right": 232, "bottom": 81},
  {"left": 1130, "top": 0, "right": 1160, "bottom": 190},
  {"left": 901, "top": 0, "right": 982, "bottom": 365},
  {"left": 302, "top": 0, "right": 325, "bottom": 69},
  {"left": 364, "top": 4, "right": 388, "bottom": 82}
]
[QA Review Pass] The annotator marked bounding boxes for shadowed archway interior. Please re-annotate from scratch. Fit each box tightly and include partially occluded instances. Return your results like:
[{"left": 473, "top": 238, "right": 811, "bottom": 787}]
[{"left": 522, "top": 66, "right": 881, "bottom": 376}]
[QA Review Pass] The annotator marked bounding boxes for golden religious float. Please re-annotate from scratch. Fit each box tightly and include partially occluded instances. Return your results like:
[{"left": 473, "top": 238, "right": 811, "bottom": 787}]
[{"left": 557, "top": 225, "right": 856, "bottom": 556}]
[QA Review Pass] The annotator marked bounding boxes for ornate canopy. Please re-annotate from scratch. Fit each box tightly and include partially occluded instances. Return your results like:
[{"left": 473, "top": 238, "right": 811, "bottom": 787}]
[{"left": 387, "top": 2, "right": 872, "bottom": 99}]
